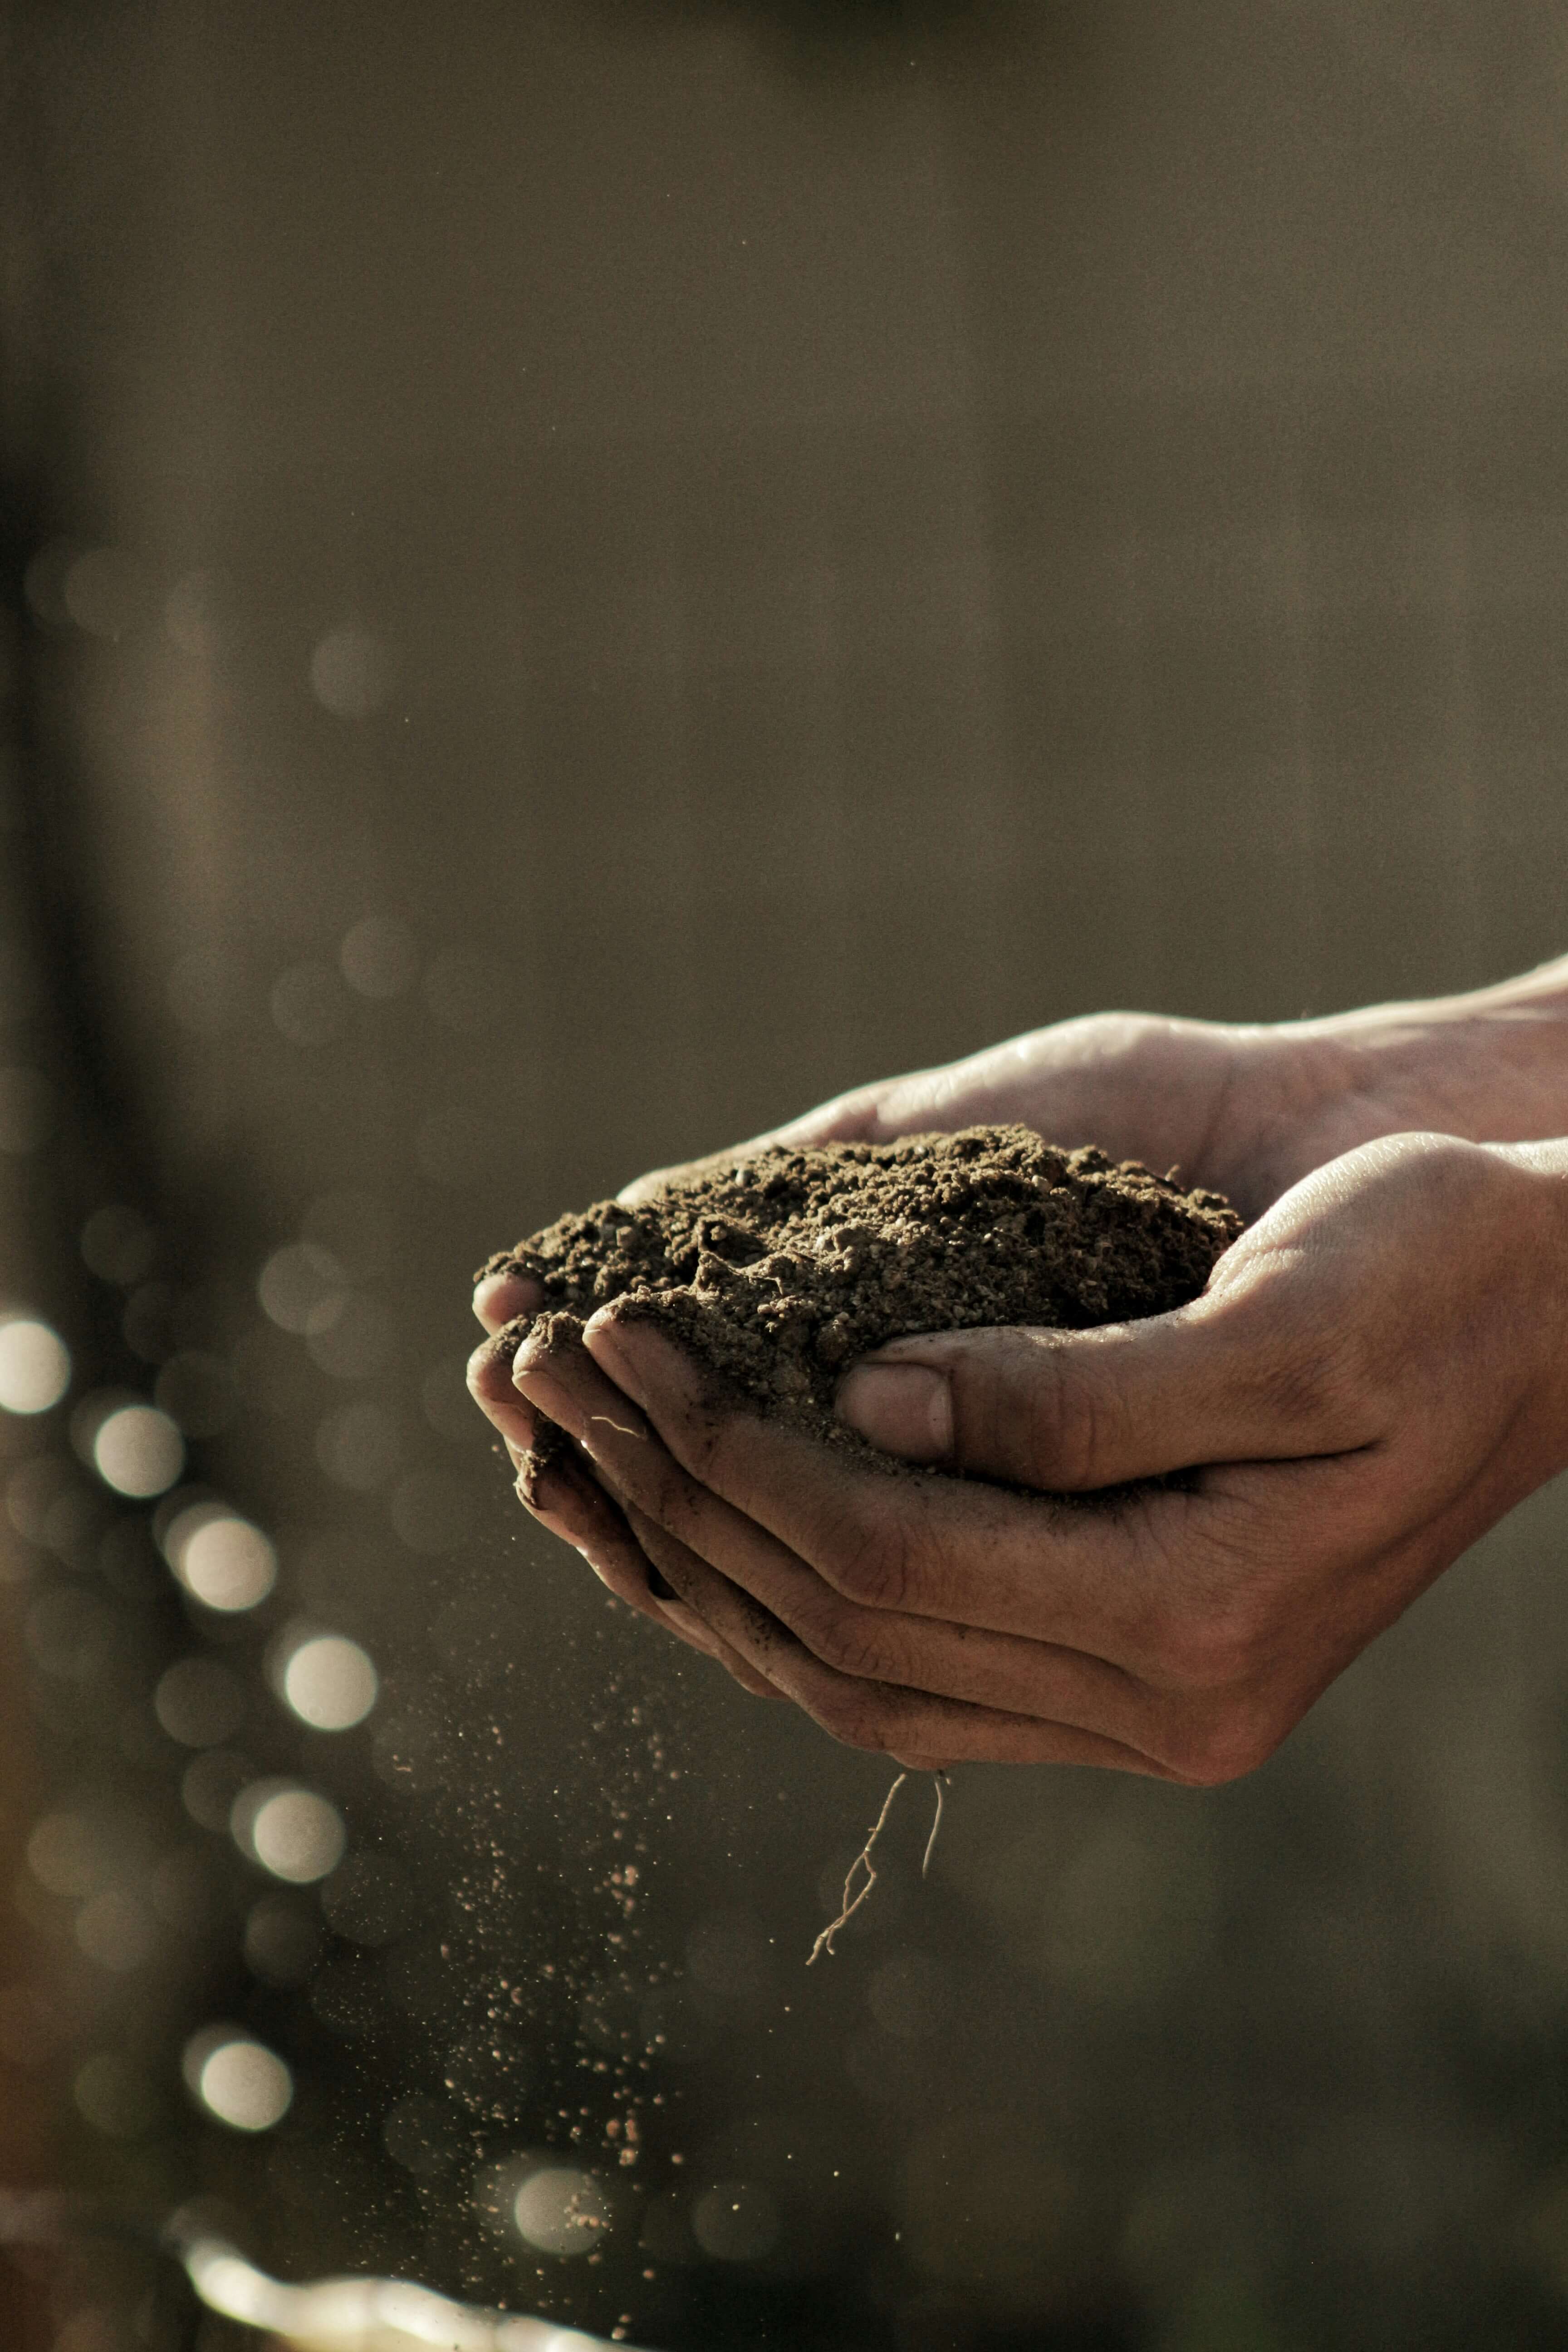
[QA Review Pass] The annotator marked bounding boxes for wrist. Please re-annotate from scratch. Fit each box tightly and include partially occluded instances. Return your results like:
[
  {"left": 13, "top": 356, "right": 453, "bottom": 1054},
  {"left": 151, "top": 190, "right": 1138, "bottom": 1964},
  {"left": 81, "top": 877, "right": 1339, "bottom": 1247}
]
[
  {"left": 1231, "top": 959, "right": 1568, "bottom": 1204},
  {"left": 1300, "top": 958, "right": 1568, "bottom": 1134},
  {"left": 1487, "top": 1135, "right": 1568, "bottom": 1465}
]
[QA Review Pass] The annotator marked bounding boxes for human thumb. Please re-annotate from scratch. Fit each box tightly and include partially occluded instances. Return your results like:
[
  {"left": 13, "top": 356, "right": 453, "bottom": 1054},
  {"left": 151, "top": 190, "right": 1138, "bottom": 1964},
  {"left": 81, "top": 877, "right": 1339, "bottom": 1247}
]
[{"left": 835, "top": 1300, "right": 1343, "bottom": 1491}]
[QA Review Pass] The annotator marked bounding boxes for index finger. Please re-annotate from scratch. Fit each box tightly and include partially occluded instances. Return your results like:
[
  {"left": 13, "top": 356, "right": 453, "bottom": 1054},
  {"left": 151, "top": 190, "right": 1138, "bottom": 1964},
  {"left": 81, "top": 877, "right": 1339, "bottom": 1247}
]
[{"left": 573, "top": 1312, "right": 1212, "bottom": 1666}]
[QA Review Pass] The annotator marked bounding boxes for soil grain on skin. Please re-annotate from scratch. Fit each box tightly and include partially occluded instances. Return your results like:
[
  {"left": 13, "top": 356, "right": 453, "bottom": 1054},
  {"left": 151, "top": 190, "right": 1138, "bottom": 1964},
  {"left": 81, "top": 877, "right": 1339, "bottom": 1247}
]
[{"left": 480, "top": 1126, "right": 1242, "bottom": 1473}]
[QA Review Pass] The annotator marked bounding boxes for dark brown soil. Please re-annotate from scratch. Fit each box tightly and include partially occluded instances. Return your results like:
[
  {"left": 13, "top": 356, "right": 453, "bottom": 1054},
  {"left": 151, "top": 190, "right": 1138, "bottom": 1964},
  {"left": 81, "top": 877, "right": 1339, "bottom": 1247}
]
[{"left": 480, "top": 1126, "right": 1241, "bottom": 1480}]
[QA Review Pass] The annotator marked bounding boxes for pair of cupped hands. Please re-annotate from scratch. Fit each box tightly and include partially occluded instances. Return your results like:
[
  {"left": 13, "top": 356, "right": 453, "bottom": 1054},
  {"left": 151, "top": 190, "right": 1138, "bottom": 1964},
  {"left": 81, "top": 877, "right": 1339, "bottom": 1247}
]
[{"left": 469, "top": 995, "right": 1568, "bottom": 1785}]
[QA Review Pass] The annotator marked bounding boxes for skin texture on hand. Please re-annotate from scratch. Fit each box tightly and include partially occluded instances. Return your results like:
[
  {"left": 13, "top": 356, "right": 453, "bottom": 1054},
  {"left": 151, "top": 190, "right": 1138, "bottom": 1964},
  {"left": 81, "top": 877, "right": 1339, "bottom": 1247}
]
[
  {"left": 494, "top": 1136, "right": 1568, "bottom": 1777},
  {"left": 470, "top": 964, "right": 1568, "bottom": 1773}
]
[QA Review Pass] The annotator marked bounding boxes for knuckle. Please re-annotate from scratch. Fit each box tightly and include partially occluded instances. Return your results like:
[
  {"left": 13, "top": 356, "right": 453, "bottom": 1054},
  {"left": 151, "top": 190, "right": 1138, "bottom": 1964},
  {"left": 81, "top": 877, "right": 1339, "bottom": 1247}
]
[
  {"left": 1216, "top": 1257, "right": 1389, "bottom": 1446},
  {"left": 1170, "top": 1704, "right": 1280, "bottom": 1787},
  {"left": 1152, "top": 1605, "right": 1263, "bottom": 1691},
  {"left": 808, "top": 1604, "right": 902, "bottom": 1685},
  {"left": 1257, "top": 1319, "right": 1377, "bottom": 1436},
  {"left": 809, "top": 1681, "right": 892, "bottom": 1751},
  {"left": 1004, "top": 1339, "right": 1126, "bottom": 1492},
  {"left": 1035, "top": 1357, "right": 1110, "bottom": 1491},
  {"left": 822, "top": 1506, "right": 919, "bottom": 1612}
]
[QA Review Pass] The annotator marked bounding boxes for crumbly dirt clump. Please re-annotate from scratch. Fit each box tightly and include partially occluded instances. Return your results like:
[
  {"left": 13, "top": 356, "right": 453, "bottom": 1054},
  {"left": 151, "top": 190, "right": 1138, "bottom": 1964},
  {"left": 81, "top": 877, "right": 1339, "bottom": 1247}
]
[{"left": 480, "top": 1126, "right": 1241, "bottom": 1470}]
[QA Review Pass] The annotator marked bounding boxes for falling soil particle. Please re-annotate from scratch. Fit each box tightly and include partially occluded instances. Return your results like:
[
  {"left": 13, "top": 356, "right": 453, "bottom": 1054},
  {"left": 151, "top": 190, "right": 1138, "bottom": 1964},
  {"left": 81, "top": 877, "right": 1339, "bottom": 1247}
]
[{"left": 479, "top": 1125, "right": 1241, "bottom": 1482}]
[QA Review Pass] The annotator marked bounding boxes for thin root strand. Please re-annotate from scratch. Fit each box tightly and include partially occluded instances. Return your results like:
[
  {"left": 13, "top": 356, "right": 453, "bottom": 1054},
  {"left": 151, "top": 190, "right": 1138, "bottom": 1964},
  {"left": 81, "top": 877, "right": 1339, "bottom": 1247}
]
[
  {"left": 807, "top": 1769, "right": 950, "bottom": 1965},
  {"left": 922, "top": 1772, "right": 947, "bottom": 1880},
  {"left": 808, "top": 1771, "right": 906, "bottom": 1965}
]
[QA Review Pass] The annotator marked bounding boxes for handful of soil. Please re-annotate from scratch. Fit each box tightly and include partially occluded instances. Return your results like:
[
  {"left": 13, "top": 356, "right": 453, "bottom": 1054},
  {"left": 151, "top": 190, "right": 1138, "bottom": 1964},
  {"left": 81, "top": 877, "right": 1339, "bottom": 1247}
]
[{"left": 479, "top": 1126, "right": 1241, "bottom": 1477}]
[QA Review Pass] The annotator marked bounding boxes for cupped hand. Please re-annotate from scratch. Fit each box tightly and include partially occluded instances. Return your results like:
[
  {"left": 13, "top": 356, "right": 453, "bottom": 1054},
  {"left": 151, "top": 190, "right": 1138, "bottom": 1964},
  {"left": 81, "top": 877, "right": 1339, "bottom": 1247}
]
[
  {"left": 607, "top": 1005, "right": 1444, "bottom": 1226},
  {"left": 466, "top": 1276, "right": 787, "bottom": 1698},
  {"left": 502, "top": 1133, "right": 1568, "bottom": 1778},
  {"left": 469, "top": 989, "right": 1497, "bottom": 1350}
]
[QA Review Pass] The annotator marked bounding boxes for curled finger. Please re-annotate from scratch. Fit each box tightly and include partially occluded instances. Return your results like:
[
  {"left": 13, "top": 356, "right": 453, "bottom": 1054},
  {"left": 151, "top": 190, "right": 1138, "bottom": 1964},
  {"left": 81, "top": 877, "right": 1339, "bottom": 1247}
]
[
  {"left": 525, "top": 1453, "right": 779, "bottom": 1695},
  {"left": 622, "top": 1499, "right": 1176, "bottom": 1775},
  {"left": 467, "top": 1328, "right": 542, "bottom": 1459}
]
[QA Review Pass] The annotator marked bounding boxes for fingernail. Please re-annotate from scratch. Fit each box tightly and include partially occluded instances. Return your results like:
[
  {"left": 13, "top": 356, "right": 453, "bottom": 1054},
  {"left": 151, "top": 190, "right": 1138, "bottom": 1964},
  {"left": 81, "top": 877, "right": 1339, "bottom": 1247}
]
[{"left": 837, "top": 1362, "right": 952, "bottom": 1462}]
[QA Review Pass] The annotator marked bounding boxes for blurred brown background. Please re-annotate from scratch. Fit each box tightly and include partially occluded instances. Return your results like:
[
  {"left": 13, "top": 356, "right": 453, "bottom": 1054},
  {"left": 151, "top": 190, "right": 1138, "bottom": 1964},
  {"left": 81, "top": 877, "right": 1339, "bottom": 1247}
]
[{"left": 6, "top": 3, "right": 1568, "bottom": 2347}]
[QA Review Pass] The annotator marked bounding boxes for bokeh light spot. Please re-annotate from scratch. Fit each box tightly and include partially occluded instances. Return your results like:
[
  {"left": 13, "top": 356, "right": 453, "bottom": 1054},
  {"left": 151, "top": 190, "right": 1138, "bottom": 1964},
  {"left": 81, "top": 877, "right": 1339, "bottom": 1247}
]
[
  {"left": 23, "top": 539, "right": 78, "bottom": 627},
  {"left": 74, "top": 1888, "right": 158, "bottom": 1973},
  {"left": 317, "top": 1401, "right": 399, "bottom": 1491},
  {"left": 310, "top": 624, "right": 391, "bottom": 718},
  {"left": 340, "top": 915, "right": 418, "bottom": 998},
  {"left": 80, "top": 1205, "right": 157, "bottom": 1286},
  {"left": 186, "top": 2030, "right": 293, "bottom": 2131},
  {"left": 5, "top": 1455, "right": 70, "bottom": 1541},
  {"left": 258, "top": 1241, "right": 348, "bottom": 1334},
  {"left": 92, "top": 1404, "right": 184, "bottom": 1497},
  {"left": 74, "top": 2052, "right": 159, "bottom": 2139},
  {"left": 165, "top": 1506, "right": 278, "bottom": 1612},
  {"left": 28, "top": 1808, "right": 116, "bottom": 1899},
  {"left": 180, "top": 1748, "right": 253, "bottom": 1832},
  {"left": 0, "top": 1316, "right": 70, "bottom": 1414},
  {"left": 62, "top": 547, "right": 146, "bottom": 640},
  {"left": 512, "top": 2168, "right": 612, "bottom": 2258},
  {"left": 283, "top": 1633, "right": 378, "bottom": 1730},
  {"left": 233, "top": 1780, "right": 346, "bottom": 1883}
]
